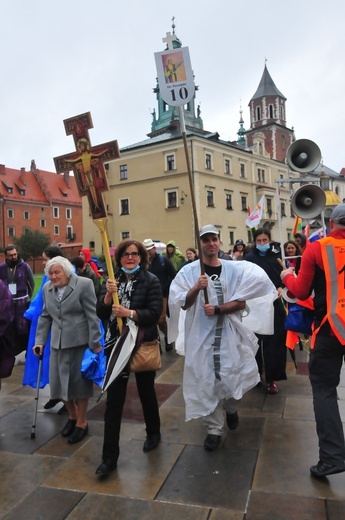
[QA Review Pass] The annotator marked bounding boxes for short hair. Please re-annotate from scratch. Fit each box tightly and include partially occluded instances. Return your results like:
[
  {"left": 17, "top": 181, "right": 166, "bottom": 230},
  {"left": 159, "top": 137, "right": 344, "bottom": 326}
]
[
  {"left": 71, "top": 257, "right": 84, "bottom": 269},
  {"left": 43, "top": 245, "right": 64, "bottom": 259},
  {"left": 114, "top": 239, "right": 149, "bottom": 270},
  {"left": 4, "top": 244, "right": 16, "bottom": 254},
  {"left": 294, "top": 233, "right": 307, "bottom": 247},
  {"left": 253, "top": 227, "right": 271, "bottom": 242},
  {"left": 44, "top": 256, "right": 74, "bottom": 277},
  {"left": 186, "top": 247, "right": 197, "bottom": 255}
]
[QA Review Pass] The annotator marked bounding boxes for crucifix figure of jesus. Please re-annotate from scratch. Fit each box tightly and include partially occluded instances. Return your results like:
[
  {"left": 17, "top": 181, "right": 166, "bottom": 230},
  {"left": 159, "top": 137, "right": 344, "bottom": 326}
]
[{"left": 54, "top": 112, "right": 120, "bottom": 220}]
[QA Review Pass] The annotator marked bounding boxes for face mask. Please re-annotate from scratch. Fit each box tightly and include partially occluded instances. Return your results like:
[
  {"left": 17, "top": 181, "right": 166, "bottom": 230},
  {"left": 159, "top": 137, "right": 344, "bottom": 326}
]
[
  {"left": 256, "top": 243, "right": 270, "bottom": 253},
  {"left": 121, "top": 265, "right": 140, "bottom": 275}
]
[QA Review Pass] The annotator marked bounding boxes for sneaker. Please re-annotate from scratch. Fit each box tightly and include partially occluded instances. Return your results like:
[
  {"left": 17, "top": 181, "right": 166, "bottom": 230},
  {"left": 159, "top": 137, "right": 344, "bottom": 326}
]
[
  {"left": 310, "top": 460, "right": 345, "bottom": 478},
  {"left": 226, "top": 411, "right": 239, "bottom": 430},
  {"left": 267, "top": 382, "right": 279, "bottom": 394},
  {"left": 204, "top": 434, "right": 221, "bottom": 451}
]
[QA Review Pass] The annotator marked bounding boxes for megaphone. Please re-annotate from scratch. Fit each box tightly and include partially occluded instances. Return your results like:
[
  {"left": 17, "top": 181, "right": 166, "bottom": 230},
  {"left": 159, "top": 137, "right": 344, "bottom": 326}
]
[
  {"left": 286, "top": 139, "right": 321, "bottom": 173},
  {"left": 291, "top": 184, "right": 326, "bottom": 219}
]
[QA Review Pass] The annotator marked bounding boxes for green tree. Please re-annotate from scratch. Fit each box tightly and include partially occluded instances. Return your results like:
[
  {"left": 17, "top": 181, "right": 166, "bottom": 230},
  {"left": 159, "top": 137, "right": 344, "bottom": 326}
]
[{"left": 14, "top": 230, "right": 51, "bottom": 261}]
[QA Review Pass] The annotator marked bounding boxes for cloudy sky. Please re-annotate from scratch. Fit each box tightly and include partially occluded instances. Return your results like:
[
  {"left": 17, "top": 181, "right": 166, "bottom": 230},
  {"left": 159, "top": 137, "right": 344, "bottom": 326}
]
[{"left": 1, "top": 1, "right": 344, "bottom": 173}]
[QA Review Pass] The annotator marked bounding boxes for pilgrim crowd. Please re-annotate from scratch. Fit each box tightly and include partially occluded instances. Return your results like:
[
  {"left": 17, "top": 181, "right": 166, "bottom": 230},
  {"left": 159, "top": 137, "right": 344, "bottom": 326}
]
[{"left": 1, "top": 203, "right": 345, "bottom": 479}]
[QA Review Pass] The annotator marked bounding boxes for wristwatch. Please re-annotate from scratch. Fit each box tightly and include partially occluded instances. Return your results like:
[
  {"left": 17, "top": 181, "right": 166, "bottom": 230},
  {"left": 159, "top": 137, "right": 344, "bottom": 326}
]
[
  {"left": 129, "top": 310, "right": 134, "bottom": 320},
  {"left": 214, "top": 306, "right": 221, "bottom": 315}
]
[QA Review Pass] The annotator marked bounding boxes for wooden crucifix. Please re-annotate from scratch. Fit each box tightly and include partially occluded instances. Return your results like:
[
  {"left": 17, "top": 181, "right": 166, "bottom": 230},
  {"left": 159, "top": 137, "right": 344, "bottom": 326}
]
[
  {"left": 54, "top": 112, "right": 120, "bottom": 220},
  {"left": 54, "top": 112, "right": 122, "bottom": 331}
]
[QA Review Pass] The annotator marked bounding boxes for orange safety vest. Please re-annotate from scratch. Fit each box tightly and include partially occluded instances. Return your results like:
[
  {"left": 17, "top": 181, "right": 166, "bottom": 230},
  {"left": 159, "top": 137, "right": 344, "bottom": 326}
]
[{"left": 311, "top": 236, "right": 345, "bottom": 348}]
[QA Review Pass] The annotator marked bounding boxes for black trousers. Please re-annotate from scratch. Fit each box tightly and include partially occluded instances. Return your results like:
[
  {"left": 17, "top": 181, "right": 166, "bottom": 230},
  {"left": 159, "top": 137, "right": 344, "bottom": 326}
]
[
  {"left": 101, "top": 370, "right": 160, "bottom": 464},
  {"left": 309, "top": 333, "right": 345, "bottom": 466},
  {"left": 256, "top": 305, "right": 287, "bottom": 383}
]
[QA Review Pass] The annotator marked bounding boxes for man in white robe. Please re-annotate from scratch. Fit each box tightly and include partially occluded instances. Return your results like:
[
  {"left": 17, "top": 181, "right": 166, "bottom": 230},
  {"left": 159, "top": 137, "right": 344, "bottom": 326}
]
[{"left": 168, "top": 224, "right": 276, "bottom": 451}]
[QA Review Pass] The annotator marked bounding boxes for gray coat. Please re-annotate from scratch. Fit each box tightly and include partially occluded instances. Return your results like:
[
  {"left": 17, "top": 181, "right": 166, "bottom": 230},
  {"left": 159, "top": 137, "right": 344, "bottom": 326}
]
[{"left": 36, "top": 273, "right": 101, "bottom": 351}]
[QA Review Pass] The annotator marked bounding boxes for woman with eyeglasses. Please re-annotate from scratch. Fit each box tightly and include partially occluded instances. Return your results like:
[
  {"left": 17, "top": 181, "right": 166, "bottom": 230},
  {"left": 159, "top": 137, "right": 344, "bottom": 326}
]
[{"left": 95, "top": 239, "right": 163, "bottom": 476}]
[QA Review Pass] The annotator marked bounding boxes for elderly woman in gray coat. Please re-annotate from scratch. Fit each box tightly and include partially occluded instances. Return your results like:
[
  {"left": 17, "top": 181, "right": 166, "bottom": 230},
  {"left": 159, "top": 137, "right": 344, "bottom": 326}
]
[{"left": 34, "top": 256, "right": 102, "bottom": 444}]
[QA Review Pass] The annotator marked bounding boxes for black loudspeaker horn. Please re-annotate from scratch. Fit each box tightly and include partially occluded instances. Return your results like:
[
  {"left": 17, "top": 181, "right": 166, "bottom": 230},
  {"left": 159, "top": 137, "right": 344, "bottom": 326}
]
[
  {"left": 286, "top": 139, "right": 321, "bottom": 173},
  {"left": 291, "top": 184, "right": 326, "bottom": 219}
]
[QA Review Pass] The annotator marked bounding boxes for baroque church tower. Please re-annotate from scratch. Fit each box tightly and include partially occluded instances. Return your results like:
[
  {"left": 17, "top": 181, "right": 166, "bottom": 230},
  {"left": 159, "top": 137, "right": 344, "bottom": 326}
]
[{"left": 244, "top": 64, "right": 295, "bottom": 162}]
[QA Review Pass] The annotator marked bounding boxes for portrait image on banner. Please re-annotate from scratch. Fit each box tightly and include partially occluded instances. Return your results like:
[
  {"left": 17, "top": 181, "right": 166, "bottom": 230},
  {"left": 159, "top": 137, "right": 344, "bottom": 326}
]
[{"left": 155, "top": 47, "right": 195, "bottom": 107}]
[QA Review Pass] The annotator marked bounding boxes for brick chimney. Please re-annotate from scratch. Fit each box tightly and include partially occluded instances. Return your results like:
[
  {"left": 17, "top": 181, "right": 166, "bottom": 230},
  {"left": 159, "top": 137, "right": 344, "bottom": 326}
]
[
  {"left": 0, "top": 164, "right": 5, "bottom": 175},
  {"left": 20, "top": 167, "right": 27, "bottom": 185},
  {"left": 64, "top": 171, "right": 70, "bottom": 188}
]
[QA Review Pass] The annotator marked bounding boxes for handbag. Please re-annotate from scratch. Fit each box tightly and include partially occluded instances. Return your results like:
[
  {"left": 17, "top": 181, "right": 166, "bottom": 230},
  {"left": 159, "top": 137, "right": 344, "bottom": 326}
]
[
  {"left": 129, "top": 339, "right": 162, "bottom": 372},
  {"left": 284, "top": 303, "right": 314, "bottom": 336}
]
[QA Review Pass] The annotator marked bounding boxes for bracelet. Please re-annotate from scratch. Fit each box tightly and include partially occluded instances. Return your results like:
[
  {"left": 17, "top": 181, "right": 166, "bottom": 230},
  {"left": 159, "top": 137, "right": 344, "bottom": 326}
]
[{"left": 128, "top": 310, "right": 134, "bottom": 320}]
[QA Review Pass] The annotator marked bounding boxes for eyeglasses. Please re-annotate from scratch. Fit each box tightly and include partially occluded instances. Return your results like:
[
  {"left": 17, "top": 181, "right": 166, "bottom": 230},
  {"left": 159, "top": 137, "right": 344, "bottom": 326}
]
[
  {"left": 122, "top": 252, "right": 140, "bottom": 258},
  {"left": 200, "top": 236, "right": 219, "bottom": 243}
]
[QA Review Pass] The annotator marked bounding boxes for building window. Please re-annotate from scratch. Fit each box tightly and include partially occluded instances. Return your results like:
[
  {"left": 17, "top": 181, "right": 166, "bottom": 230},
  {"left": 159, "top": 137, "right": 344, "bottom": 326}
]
[
  {"left": 205, "top": 153, "right": 212, "bottom": 170},
  {"left": 66, "top": 208, "right": 72, "bottom": 219},
  {"left": 19, "top": 188, "right": 25, "bottom": 195},
  {"left": 267, "top": 198, "right": 273, "bottom": 216},
  {"left": 225, "top": 193, "right": 233, "bottom": 210},
  {"left": 269, "top": 105, "right": 274, "bottom": 118},
  {"left": 40, "top": 219, "right": 46, "bottom": 227},
  {"left": 120, "top": 164, "right": 128, "bottom": 180},
  {"left": 66, "top": 226, "right": 73, "bottom": 239},
  {"left": 207, "top": 190, "right": 214, "bottom": 207},
  {"left": 8, "top": 226, "right": 15, "bottom": 237},
  {"left": 229, "top": 231, "right": 234, "bottom": 244},
  {"left": 89, "top": 241, "right": 95, "bottom": 250},
  {"left": 7, "top": 208, "right": 14, "bottom": 219},
  {"left": 23, "top": 211, "right": 30, "bottom": 220},
  {"left": 120, "top": 199, "right": 129, "bottom": 215},
  {"left": 23, "top": 227, "right": 30, "bottom": 235},
  {"left": 224, "top": 159, "right": 231, "bottom": 174},
  {"left": 166, "top": 191, "right": 177, "bottom": 209},
  {"left": 54, "top": 225, "right": 59, "bottom": 235},
  {"left": 281, "top": 202, "right": 286, "bottom": 217},
  {"left": 256, "top": 106, "right": 261, "bottom": 120},
  {"left": 122, "top": 232, "right": 130, "bottom": 239},
  {"left": 335, "top": 186, "right": 339, "bottom": 195},
  {"left": 240, "top": 164, "right": 246, "bottom": 178},
  {"left": 53, "top": 206, "right": 59, "bottom": 218},
  {"left": 241, "top": 196, "right": 247, "bottom": 211},
  {"left": 257, "top": 168, "right": 265, "bottom": 183},
  {"left": 166, "top": 154, "right": 175, "bottom": 171}
]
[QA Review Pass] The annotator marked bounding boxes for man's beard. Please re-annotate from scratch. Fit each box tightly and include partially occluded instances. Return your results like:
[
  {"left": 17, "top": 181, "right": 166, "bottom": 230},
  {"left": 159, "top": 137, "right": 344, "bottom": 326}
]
[{"left": 6, "top": 258, "right": 19, "bottom": 267}]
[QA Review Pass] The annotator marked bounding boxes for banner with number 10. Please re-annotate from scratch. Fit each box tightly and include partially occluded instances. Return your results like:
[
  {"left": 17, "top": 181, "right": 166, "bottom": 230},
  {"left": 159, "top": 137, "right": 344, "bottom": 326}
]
[{"left": 154, "top": 47, "right": 195, "bottom": 107}]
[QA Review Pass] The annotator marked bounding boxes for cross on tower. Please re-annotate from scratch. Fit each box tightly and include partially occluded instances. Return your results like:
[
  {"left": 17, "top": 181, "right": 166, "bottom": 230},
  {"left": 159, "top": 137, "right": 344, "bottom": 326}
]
[
  {"left": 54, "top": 112, "right": 120, "bottom": 220},
  {"left": 162, "top": 32, "right": 176, "bottom": 50}
]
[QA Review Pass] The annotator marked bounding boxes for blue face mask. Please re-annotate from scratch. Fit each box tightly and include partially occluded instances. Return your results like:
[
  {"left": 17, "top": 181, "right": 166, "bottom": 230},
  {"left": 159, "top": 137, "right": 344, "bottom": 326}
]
[
  {"left": 256, "top": 243, "right": 270, "bottom": 253},
  {"left": 121, "top": 265, "right": 141, "bottom": 275}
]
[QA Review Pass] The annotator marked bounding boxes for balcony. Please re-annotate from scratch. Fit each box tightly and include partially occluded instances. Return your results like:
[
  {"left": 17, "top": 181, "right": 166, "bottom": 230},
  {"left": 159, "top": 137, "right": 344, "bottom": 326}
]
[{"left": 66, "top": 233, "right": 76, "bottom": 242}]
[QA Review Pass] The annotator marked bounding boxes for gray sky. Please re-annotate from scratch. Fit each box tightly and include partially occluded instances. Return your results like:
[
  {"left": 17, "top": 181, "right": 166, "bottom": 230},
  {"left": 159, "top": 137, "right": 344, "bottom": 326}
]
[{"left": 1, "top": 1, "right": 344, "bottom": 173}]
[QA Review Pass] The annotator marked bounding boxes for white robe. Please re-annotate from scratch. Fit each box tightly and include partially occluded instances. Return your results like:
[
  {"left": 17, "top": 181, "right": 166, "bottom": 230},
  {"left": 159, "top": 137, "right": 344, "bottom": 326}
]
[{"left": 168, "top": 260, "right": 277, "bottom": 421}]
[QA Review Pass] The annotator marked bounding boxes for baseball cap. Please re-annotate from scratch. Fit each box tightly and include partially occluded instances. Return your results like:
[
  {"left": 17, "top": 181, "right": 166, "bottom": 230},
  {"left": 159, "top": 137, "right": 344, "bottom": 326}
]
[
  {"left": 235, "top": 239, "right": 244, "bottom": 246},
  {"left": 143, "top": 238, "right": 156, "bottom": 250},
  {"left": 330, "top": 204, "right": 345, "bottom": 223},
  {"left": 199, "top": 224, "right": 220, "bottom": 237}
]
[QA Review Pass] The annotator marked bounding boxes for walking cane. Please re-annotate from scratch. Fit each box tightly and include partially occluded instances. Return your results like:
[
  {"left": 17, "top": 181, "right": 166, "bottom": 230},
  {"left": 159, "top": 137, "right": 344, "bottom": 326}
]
[{"left": 30, "top": 347, "right": 43, "bottom": 439}]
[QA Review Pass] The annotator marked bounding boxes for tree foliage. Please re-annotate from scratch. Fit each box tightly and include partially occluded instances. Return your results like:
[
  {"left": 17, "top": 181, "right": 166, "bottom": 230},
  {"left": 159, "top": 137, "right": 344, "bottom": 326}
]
[{"left": 14, "top": 230, "right": 51, "bottom": 260}]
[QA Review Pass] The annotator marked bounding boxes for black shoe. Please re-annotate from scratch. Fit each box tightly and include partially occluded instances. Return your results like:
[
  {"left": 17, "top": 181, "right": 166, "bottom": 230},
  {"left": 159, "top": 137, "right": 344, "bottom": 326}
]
[
  {"left": 143, "top": 433, "right": 161, "bottom": 452},
  {"left": 57, "top": 404, "right": 68, "bottom": 415},
  {"left": 164, "top": 338, "right": 173, "bottom": 352},
  {"left": 61, "top": 419, "right": 77, "bottom": 437},
  {"left": 226, "top": 411, "right": 239, "bottom": 430},
  {"left": 204, "top": 434, "right": 221, "bottom": 451},
  {"left": 44, "top": 398, "right": 61, "bottom": 410},
  {"left": 68, "top": 425, "right": 89, "bottom": 444},
  {"left": 310, "top": 460, "right": 345, "bottom": 478},
  {"left": 95, "top": 459, "right": 117, "bottom": 476}
]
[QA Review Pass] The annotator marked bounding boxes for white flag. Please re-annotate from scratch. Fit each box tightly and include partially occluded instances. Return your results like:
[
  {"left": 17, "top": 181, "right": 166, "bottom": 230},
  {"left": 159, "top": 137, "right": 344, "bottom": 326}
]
[{"left": 245, "top": 195, "right": 265, "bottom": 228}]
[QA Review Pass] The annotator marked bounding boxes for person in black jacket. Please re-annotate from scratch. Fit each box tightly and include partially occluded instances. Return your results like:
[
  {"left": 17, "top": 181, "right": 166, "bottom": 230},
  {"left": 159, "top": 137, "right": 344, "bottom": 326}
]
[
  {"left": 143, "top": 238, "right": 176, "bottom": 351},
  {"left": 95, "top": 239, "right": 163, "bottom": 476},
  {"left": 245, "top": 228, "right": 287, "bottom": 395}
]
